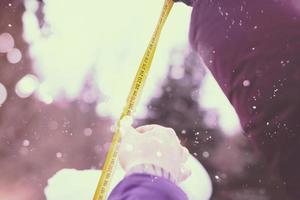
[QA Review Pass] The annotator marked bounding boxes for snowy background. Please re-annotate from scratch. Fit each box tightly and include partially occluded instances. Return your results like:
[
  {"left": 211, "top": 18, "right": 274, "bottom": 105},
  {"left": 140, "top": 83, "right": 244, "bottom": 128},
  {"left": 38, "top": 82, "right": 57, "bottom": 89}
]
[{"left": 0, "top": 0, "right": 287, "bottom": 199}]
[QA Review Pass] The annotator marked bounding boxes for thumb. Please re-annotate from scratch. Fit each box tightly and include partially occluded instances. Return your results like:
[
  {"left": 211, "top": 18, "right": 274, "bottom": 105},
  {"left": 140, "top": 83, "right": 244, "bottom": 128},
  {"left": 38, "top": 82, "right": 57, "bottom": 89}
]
[
  {"left": 120, "top": 116, "right": 137, "bottom": 137},
  {"left": 120, "top": 125, "right": 138, "bottom": 137}
]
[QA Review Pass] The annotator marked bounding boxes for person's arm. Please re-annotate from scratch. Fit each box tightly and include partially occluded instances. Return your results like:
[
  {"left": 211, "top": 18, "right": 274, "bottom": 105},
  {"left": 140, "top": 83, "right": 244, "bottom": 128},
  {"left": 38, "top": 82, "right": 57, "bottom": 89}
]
[
  {"left": 109, "top": 173, "right": 188, "bottom": 200},
  {"left": 189, "top": 0, "right": 300, "bottom": 198},
  {"left": 108, "top": 125, "right": 190, "bottom": 200}
]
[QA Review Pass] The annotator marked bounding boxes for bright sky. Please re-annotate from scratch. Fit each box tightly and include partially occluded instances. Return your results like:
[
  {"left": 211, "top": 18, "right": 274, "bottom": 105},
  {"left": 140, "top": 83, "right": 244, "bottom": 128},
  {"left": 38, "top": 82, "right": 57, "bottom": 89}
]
[
  {"left": 21, "top": 0, "right": 241, "bottom": 134},
  {"left": 16, "top": 0, "right": 242, "bottom": 198}
]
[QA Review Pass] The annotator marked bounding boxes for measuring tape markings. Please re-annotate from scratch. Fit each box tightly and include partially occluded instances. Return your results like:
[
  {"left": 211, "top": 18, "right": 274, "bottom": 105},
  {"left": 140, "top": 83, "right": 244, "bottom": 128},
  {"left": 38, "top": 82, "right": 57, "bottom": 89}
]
[{"left": 93, "top": 1, "right": 174, "bottom": 199}]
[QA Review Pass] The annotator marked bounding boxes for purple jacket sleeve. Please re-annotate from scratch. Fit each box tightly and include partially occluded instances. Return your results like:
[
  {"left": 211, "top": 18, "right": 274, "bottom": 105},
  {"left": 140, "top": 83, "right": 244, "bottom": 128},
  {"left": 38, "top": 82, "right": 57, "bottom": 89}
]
[
  {"left": 189, "top": 0, "right": 300, "bottom": 199},
  {"left": 108, "top": 174, "right": 188, "bottom": 200}
]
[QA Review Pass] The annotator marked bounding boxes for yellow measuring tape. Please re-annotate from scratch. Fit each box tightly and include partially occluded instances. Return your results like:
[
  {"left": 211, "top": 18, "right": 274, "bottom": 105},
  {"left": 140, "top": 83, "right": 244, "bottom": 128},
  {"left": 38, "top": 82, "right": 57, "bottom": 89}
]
[{"left": 93, "top": 1, "right": 174, "bottom": 199}]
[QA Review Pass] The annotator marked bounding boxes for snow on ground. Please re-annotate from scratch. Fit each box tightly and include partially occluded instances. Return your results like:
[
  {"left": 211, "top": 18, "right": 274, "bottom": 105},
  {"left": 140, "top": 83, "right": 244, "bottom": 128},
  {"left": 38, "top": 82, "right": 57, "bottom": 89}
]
[{"left": 45, "top": 156, "right": 212, "bottom": 200}]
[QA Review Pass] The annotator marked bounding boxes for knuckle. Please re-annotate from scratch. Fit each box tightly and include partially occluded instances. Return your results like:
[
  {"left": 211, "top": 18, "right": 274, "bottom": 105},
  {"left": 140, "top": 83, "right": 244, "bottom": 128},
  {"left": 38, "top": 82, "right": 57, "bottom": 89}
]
[{"left": 166, "top": 127, "right": 176, "bottom": 135}]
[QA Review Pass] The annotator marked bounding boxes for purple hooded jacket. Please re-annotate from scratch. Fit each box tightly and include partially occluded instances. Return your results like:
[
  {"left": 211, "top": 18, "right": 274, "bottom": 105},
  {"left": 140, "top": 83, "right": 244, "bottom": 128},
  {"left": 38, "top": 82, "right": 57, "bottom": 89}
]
[{"left": 109, "top": 0, "right": 300, "bottom": 199}]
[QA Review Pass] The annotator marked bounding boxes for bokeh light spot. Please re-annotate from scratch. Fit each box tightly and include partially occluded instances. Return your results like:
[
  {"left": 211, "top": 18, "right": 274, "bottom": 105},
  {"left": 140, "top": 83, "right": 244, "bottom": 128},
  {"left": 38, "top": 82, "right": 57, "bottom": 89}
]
[
  {"left": 15, "top": 74, "right": 39, "bottom": 98},
  {"left": 0, "top": 32, "right": 14, "bottom": 53}
]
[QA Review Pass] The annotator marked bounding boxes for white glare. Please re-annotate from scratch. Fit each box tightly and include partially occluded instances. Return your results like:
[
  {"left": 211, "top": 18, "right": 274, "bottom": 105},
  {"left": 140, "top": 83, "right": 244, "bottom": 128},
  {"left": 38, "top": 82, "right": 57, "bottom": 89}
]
[
  {"left": 0, "top": 32, "right": 14, "bottom": 53},
  {"left": 15, "top": 74, "right": 39, "bottom": 98},
  {"left": 20, "top": 0, "right": 243, "bottom": 194},
  {"left": 0, "top": 83, "right": 8, "bottom": 105},
  {"left": 22, "top": 0, "right": 192, "bottom": 117},
  {"left": 95, "top": 101, "right": 111, "bottom": 118},
  {"left": 200, "top": 70, "right": 242, "bottom": 135}
]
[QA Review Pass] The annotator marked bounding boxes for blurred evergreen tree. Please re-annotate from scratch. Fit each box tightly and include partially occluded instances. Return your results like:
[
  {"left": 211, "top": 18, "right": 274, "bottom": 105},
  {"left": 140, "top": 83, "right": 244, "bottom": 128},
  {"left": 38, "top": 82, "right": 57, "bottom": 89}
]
[{"left": 138, "top": 48, "right": 224, "bottom": 179}]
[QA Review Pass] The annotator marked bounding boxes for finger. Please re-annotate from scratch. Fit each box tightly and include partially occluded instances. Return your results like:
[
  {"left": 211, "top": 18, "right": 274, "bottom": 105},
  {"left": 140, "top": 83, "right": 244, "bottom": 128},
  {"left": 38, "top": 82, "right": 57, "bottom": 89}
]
[
  {"left": 181, "top": 146, "right": 190, "bottom": 163},
  {"left": 136, "top": 124, "right": 161, "bottom": 133},
  {"left": 178, "top": 166, "right": 192, "bottom": 183}
]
